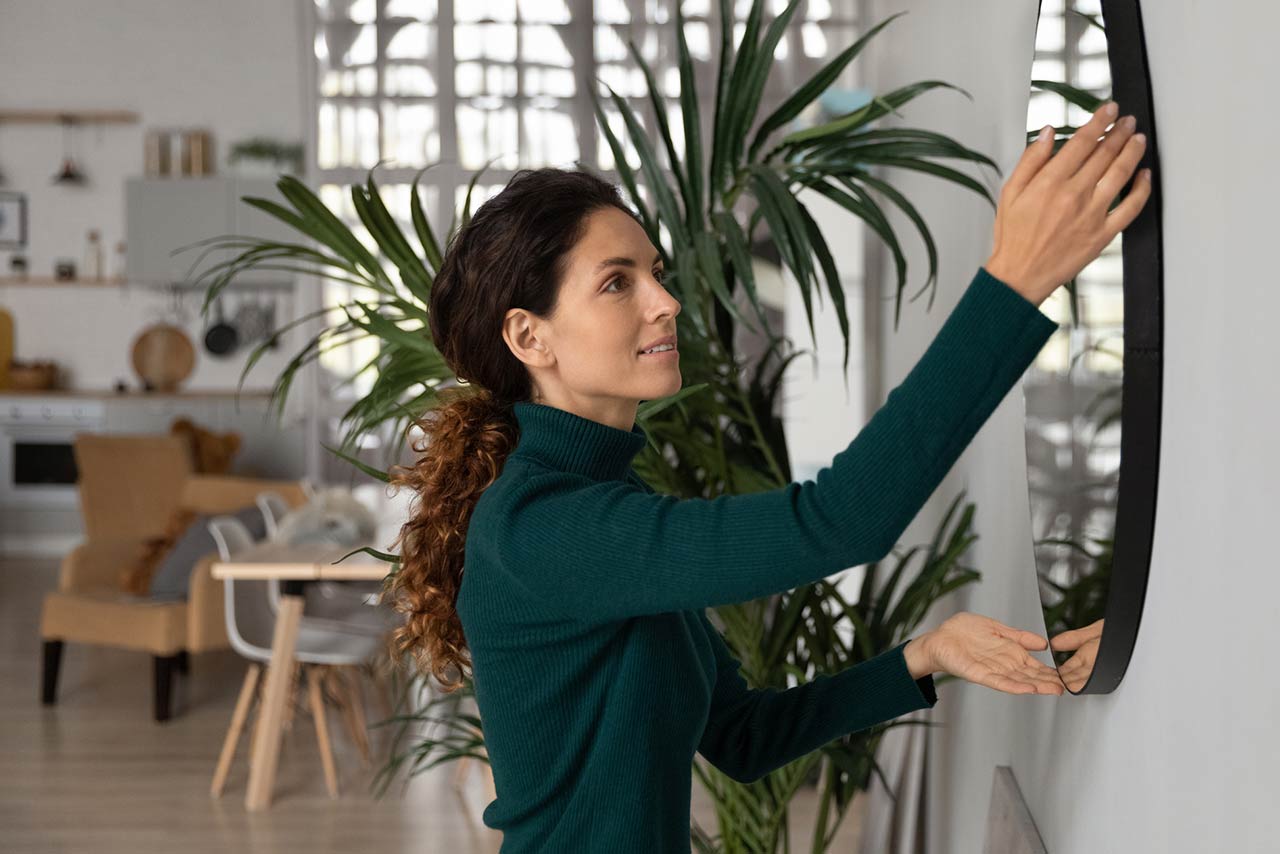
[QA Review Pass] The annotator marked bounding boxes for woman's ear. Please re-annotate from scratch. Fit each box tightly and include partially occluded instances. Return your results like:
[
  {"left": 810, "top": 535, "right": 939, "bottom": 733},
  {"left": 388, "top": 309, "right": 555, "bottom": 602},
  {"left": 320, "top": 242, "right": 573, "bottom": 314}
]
[{"left": 502, "top": 309, "right": 553, "bottom": 368}]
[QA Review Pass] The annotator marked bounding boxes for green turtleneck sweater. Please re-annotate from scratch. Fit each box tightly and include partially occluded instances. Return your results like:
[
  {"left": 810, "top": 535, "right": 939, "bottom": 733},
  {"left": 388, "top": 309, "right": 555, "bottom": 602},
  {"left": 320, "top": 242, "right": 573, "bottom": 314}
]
[{"left": 455, "top": 265, "right": 1059, "bottom": 852}]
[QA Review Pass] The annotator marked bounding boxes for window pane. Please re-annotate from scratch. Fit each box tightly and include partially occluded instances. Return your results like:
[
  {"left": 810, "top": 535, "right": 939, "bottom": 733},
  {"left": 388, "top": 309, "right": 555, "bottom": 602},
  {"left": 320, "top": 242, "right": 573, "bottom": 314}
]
[
  {"left": 594, "top": 0, "right": 631, "bottom": 25},
  {"left": 385, "top": 64, "right": 438, "bottom": 96},
  {"left": 456, "top": 0, "right": 516, "bottom": 23},
  {"left": 456, "top": 62, "right": 518, "bottom": 97},
  {"left": 1036, "top": 14, "right": 1065, "bottom": 52},
  {"left": 454, "top": 184, "right": 507, "bottom": 219},
  {"left": 385, "top": 0, "right": 438, "bottom": 17},
  {"left": 382, "top": 102, "right": 441, "bottom": 167},
  {"left": 458, "top": 102, "right": 519, "bottom": 170},
  {"left": 596, "top": 101, "right": 647, "bottom": 171},
  {"left": 520, "top": 24, "right": 573, "bottom": 65},
  {"left": 315, "top": 0, "right": 374, "bottom": 24},
  {"left": 523, "top": 66, "right": 575, "bottom": 98},
  {"left": 455, "top": 24, "right": 517, "bottom": 61},
  {"left": 523, "top": 105, "right": 580, "bottom": 167},
  {"left": 519, "top": 0, "right": 571, "bottom": 24},
  {"left": 385, "top": 21, "right": 433, "bottom": 60},
  {"left": 319, "top": 66, "right": 377, "bottom": 97},
  {"left": 318, "top": 100, "right": 380, "bottom": 169}
]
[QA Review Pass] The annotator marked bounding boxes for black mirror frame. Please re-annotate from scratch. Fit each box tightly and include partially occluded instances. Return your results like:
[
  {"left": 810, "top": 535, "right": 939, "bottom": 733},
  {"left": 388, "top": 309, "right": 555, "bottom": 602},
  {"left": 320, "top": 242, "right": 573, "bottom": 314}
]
[{"left": 1032, "top": 0, "right": 1164, "bottom": 694}]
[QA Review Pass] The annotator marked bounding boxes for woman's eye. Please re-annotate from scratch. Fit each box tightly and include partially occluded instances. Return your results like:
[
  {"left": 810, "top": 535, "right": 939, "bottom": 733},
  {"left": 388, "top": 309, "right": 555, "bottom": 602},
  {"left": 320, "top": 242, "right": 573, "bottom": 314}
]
[{"left": 605, "top": 270, "right": 664, "bottom": 293}]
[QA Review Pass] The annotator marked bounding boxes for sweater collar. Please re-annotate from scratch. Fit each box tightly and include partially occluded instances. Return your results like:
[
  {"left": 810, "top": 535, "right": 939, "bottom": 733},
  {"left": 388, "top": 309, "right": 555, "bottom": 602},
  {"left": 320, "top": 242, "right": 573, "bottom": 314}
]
[{"left": 510, "top": 400, "right": 648, "bottom": 482}]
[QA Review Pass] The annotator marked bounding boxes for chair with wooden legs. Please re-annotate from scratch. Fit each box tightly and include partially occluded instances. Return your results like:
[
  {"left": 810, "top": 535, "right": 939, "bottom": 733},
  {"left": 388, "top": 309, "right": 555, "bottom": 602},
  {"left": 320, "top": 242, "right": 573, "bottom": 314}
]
[
  {"left": 255, "top": 489, "right": 403, "bottom": 642},
  {"left": 254, "top": 488, "right": 402, "bottom": 748},
  {"left": 206, "top": 516, "right": 383, "bottom": 799}
]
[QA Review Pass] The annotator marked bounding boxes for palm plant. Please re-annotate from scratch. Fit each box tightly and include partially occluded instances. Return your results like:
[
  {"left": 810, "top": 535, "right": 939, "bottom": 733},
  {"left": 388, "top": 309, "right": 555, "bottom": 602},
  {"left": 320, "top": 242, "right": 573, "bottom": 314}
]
[{"left": 183, "top": 2, "right": 1016, "bottom": 850}]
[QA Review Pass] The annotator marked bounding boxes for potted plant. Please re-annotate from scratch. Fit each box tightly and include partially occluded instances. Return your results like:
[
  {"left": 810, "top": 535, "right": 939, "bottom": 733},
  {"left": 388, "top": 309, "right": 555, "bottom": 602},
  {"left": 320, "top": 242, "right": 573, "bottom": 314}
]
[
  {"left": 227, "top": 136, "right": 305, "bottom": 177},
  {"left": 184, "top": 2, "right": 1015, "bottom": 849}
]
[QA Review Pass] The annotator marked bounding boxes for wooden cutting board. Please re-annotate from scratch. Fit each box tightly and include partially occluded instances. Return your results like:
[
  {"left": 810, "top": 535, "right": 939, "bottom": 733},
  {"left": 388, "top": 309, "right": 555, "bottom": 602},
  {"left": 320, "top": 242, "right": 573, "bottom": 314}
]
[{"left": 131, "top": 323, "right": 195, "bottom": 392}]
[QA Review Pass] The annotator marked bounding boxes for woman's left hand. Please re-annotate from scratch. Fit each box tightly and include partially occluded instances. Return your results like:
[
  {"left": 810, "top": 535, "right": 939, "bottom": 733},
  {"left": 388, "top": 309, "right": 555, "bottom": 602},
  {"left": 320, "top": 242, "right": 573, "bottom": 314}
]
[{"left": 923, "top": 611, "right": 1065, "bottom": 696}]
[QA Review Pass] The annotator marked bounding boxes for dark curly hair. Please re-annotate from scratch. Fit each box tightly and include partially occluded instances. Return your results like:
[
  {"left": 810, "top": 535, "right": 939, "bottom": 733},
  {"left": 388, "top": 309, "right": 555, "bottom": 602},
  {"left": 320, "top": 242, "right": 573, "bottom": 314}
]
[{"left": 385, "top": 167, "right": 640, "bottom": 691}]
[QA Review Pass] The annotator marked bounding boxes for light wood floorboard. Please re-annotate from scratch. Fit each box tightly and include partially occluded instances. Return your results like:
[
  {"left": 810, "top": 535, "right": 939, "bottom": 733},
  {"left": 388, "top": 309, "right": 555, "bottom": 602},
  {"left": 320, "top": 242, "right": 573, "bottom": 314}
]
[{"left": 2, "top": 557, "right": 860, "bottom": 852}]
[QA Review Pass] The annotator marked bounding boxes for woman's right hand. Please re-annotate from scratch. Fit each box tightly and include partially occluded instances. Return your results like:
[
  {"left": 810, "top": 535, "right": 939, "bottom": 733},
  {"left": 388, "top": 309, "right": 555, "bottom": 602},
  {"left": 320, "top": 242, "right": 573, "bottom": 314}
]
[
  {"left": 985, "top": 100, "right": 1153, "bottom": 307},
  {"left": 921, "top": 612, "right": 1064, "bottom": 696}
]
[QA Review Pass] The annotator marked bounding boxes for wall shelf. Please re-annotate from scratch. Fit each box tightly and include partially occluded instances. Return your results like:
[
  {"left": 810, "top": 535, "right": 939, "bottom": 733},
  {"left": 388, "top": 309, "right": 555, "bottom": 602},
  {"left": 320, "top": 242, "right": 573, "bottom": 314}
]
[
  {"left": 0, "top": 110, "right": 140, "bottom": 125},
  {"left": 0, "top": 276, "right": 127, "bottom": 287},
  {"left": 0, "top": 277, "right": 293, "bottom": 292}
]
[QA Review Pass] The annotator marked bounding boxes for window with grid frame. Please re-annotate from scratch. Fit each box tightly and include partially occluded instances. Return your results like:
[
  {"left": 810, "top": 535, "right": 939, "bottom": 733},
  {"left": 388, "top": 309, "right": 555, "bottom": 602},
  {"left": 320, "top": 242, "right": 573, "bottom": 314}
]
[{"left": 310, "top": 0, "right": 862, "bottom": 400}]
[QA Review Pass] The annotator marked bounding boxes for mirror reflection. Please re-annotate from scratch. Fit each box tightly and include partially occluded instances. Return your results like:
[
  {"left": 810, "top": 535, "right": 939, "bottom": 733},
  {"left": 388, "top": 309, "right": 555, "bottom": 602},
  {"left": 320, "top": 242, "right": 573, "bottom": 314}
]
[{"left": 1023, "top": 0, "right": 1119, "bottom": 693}]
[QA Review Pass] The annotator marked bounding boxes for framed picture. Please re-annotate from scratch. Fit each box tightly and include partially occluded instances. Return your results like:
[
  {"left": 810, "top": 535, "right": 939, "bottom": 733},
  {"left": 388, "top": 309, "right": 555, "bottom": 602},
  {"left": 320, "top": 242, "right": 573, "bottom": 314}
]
[{"left": 0, "top": 192, "right": 28, "bottom": 248}]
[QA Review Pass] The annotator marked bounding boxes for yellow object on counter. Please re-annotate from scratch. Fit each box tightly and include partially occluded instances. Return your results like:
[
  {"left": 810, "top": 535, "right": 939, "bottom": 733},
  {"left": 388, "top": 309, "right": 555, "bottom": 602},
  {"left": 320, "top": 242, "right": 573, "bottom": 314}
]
[{"left": 0, "top": 307, "right": 12, "bottom": 389}]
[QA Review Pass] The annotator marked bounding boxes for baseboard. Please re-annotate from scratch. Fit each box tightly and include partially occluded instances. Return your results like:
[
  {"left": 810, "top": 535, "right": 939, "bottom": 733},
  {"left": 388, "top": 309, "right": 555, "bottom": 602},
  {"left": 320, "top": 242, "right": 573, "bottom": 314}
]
[{"left": 0, "top": 533, "right": 80, "bottom": 558}]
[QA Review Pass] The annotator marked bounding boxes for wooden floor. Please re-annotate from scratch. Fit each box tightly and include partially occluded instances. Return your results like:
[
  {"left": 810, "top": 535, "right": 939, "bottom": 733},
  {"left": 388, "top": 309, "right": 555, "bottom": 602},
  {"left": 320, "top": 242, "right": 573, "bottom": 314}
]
[{"left": 1, "top": 556, "right": 862, "bottom": 852}]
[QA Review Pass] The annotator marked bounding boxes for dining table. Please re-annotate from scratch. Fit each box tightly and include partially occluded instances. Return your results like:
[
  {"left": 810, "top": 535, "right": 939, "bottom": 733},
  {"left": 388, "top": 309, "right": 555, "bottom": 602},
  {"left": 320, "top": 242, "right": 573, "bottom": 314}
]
[{"left": 210, "top": 539, "right": 394, "bottom": 811}]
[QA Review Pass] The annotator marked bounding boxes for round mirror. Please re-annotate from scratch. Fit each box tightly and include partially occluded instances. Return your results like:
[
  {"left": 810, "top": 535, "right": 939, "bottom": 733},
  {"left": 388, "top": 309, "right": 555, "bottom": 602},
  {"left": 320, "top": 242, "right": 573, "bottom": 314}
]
[{"left": 1022, "top": 0, "right": 1163, "bottom": 694}]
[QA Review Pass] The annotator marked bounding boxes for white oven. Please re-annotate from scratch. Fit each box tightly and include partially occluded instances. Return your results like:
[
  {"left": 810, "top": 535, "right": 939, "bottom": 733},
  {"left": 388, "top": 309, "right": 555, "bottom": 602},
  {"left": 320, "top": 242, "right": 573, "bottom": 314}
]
[{"left": 0, "top": 398, "right": 105, "bottom": 508}]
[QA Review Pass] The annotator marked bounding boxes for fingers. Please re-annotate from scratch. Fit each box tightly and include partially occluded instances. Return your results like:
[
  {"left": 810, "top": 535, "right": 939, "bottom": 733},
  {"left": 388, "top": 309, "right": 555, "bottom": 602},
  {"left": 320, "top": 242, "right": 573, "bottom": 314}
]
[
  {"left": 1051, "top": 618, "right": 1106, "bottom": 649},
  {"left": 1073, "top": 113, "right": 1139, "bottom": 192},
  {"left": 1100, "top": 158, "right": 1153, "bottom": 237},
  {"left": 1000, "top": 122, "right": 1057, "bottom": 206},
  {"left": 986, "top": 617, "right": 1049, "bottom": 651},
  {"left": 1049, "top": 630, "right": 1085, "bottom": 651},
  {"left": 1038, "top": 100, "right": 1120, "bottom": 185},
  {"left": 969, "top": 647, "right": 1064, "bottom": 696},
  {"left": 982, "top": 664, "right": 1064, "bottom": 696}
]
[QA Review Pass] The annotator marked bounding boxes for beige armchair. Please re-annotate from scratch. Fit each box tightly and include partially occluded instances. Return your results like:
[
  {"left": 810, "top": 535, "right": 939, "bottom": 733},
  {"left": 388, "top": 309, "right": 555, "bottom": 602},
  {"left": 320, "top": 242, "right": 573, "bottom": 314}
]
[{"left": 39, "top": 434, "right": 307, "bottom": 722}]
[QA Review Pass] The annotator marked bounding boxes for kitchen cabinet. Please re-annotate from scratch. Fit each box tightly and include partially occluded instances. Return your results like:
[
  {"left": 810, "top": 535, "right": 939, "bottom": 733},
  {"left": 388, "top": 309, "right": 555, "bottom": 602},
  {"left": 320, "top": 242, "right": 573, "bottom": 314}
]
[{"left": 125, "top": 176, "right": 298, "bottom": 286}]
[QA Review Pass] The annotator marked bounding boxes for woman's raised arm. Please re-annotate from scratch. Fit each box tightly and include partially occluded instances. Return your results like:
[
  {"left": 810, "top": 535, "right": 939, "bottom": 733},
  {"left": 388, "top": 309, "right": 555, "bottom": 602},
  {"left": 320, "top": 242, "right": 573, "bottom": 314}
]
[{"left": 490, "top": 264, "right": 1058, "bottom": 621}]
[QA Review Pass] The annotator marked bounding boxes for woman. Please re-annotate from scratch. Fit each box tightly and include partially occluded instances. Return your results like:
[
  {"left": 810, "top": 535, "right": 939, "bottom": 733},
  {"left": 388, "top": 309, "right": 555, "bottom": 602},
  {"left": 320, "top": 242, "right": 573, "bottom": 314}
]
[{"left": 385, "top": 100, "right": 1151, "bottom": 851}]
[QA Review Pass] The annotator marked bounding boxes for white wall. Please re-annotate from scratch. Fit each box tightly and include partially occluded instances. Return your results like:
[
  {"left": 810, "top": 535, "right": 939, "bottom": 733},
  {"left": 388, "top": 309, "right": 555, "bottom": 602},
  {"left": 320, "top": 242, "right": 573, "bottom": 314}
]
[
  {"left": 858, "top": 1, "right": 1280, "bottom": 851},
  {"left": 0, "top": 0, "right": 309, "bottom": 391}
]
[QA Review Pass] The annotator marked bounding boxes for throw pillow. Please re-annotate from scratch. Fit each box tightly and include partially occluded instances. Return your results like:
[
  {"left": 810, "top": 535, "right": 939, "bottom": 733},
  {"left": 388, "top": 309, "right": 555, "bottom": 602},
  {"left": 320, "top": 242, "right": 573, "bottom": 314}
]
[
  {"left": 120, "top": 507, "right": 199, "bottom": 596},
  {"left": 170, "top": 416, "right": 242, "bottom": 474},
  {"left": 143, "top": 504, "right": 268, "bottom": 601}
]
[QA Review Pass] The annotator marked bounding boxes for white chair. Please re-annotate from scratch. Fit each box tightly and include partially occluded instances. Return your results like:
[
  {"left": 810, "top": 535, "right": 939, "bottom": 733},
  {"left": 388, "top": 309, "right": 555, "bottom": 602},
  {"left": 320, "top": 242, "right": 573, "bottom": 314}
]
[
  {"left": 255, "top": 491, "right": 292, "bottom": 541},
  {"left": 208, "top": 515, "right": 382, "bottom": 799},
  {"left": 255, "top": 489, "right": 402, "bottom": 639}
]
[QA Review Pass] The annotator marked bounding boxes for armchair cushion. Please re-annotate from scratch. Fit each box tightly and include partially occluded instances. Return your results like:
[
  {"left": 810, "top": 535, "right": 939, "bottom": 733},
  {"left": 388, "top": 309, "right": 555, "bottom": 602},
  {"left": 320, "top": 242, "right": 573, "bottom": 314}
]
[
  {"left": 41, "top": 589, "right": 186, "bottom": 655},
  {"left": 60, "top": 539, "right": 151, "bottom": 593}
]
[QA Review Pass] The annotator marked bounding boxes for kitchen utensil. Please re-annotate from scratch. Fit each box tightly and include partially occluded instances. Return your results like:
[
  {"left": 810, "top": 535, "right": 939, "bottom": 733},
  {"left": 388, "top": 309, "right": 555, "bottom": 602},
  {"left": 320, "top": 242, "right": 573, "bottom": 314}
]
[
  {"left": 203, "top": 295, "right": 239, "bottom": 357},
  {"left": 263, "top": 296, "right": 278, "bottom": 349},
  {"left": 232, "top": 292, "right": 268, "bottom": 344},
  {"left": 52, "top": 117, "right": 87, "bottom": 186},
  {"left": 144, "top": 130, "right": 173, "bottom": 177},
  {"left": 131, "top": 323, "right": 195, "bottom": 392},
  {"left": 181, "top": 129, "right": 214, "bottom": 176}
]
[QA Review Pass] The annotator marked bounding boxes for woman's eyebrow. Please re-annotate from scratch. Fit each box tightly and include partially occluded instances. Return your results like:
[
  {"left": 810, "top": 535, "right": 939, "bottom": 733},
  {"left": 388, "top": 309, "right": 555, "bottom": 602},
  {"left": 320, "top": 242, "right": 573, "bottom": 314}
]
[{"left": 594, "top": 252, "right": 663, "bottom": 273}]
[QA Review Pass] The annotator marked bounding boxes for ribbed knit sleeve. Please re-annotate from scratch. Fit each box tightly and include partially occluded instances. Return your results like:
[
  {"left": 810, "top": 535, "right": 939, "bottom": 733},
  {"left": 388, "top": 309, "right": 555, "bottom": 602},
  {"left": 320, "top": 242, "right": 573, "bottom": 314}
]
[
  {"left": 692, "top": 610, "right": 935, "bottom": 784},
  {"left": 492, "top": 266, "right": 1058, "bottom": 622}
]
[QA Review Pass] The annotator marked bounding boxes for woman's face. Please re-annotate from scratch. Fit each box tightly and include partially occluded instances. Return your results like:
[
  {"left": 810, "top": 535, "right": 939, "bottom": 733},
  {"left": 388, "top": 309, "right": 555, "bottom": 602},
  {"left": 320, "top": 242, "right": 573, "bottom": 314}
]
[{"left": 502, "top": 205, "right": 683, "bottom": 431}]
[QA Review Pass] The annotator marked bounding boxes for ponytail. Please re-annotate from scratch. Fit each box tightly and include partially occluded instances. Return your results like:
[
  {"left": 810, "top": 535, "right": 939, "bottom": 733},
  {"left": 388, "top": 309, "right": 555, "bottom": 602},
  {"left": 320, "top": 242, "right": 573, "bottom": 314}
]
[
  {"left": 385, "top": 385, "right": 519, "bottom": 691},
  {"left": 389, "top": 166, "right": 637, "bottom": 689}
]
